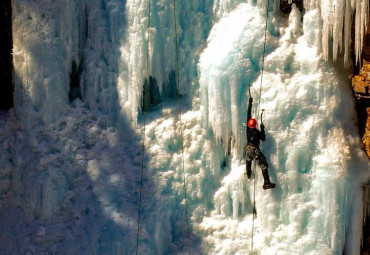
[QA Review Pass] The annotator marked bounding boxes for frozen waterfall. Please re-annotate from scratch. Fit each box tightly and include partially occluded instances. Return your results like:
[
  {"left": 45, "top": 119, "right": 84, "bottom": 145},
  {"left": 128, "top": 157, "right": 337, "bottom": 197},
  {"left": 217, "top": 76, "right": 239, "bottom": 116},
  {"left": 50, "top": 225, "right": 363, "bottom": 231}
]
[{"left": 1, "top": 0, "right": 370, "bottom": 254}]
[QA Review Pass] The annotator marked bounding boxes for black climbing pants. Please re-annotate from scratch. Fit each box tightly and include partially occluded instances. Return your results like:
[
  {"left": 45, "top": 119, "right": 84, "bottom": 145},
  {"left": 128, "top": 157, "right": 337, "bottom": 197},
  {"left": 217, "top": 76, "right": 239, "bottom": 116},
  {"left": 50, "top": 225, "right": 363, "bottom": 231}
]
[{"left": 245, "top": 144, "right": 268, "bottom": 171}]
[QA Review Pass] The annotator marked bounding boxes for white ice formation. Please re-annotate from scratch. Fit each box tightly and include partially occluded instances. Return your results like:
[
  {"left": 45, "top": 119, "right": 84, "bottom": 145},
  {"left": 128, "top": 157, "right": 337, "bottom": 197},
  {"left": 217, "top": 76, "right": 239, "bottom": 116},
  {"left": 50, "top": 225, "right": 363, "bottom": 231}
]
[{"left": 1, "top": 0, "right": 369, "bottom": 254}]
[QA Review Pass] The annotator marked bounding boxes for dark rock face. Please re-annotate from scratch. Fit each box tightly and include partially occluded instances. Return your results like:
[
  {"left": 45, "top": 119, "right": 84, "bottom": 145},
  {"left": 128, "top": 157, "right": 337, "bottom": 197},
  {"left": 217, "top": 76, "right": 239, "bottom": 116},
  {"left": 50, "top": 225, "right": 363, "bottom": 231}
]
[
  {"left": 356, "top": 10, "right": 370, "bottom": 255},
  {"left": 280, "top": 0, "right": 304, "bottom": 15},
  {"left": 364, "top": 25, "right": 370, "bottom": 63},
  {"left": 352, "top": 18, "right": 370, "bottom": 160},
  {"left": 0, "top": 0, "right": 14, "bottom": 110},
  {"left": 141, "top": 71, "right": 178, "bottom": 112},
  {"left": 69, "top": 60, "right": 82, "bottom": 102}
]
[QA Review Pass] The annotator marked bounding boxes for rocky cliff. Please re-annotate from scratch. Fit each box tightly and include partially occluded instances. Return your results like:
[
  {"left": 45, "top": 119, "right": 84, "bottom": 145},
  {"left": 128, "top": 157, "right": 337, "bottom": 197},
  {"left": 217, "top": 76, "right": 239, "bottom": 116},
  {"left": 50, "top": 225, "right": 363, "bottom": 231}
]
[{"left": 0, "top": 0, "right": 13, "bottom": 110}]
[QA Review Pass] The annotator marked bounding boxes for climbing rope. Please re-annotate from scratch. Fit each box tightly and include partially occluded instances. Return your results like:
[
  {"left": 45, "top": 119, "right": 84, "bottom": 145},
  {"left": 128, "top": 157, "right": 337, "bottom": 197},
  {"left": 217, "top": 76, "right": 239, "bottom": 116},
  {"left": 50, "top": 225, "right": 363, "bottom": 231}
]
[
  {"left": 136, "top": 1, "right": 190, "bottom": 254},
  {"left": 250, "top": 1, "right": 270, "bottom": 254},
  {"left": 135, "top": 1, "right": 151, "bottom": 254},
  {"left": 172, "top": 0, "right": 191, "bottom": 254}
]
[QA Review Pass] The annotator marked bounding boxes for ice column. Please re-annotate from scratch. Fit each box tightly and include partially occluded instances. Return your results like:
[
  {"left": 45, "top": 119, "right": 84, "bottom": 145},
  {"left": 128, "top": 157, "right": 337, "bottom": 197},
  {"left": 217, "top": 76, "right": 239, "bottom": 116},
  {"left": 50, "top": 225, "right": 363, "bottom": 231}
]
[
  {"left": 12, "top": 0, "right": 123, "bottom": 124},
  {"left": 199, "top": 3, "right": 276, "bottom": 156},
  {"left": 118, "top": 0, "right": 215, "bottom": 124},
  {"left": 12, "top": 0, "right": 85, "bottom": 124},
  {"left": 118, "top": 0, "right": 183, "bottom": 124},
  {"left": 304, "top": 0, "right": 369, "bottom": 64}
]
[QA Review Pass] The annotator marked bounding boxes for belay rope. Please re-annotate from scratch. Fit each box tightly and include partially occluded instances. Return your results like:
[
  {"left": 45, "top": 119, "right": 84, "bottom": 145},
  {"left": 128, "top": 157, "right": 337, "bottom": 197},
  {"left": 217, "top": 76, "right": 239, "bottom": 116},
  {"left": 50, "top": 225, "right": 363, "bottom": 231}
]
[
  {"left": 250, "top": 1, "right": 270, "bottom": 254},
  {"left": 135, "top": 0, "right": 151, "bottom": 254},
  {"left": 137, "top": 0, "right": 268, "bottom": 253},
  {"left": 136, "top": 0, "right": 190, "bottom": 254},
  {"left": 172, "top": 0, "right": 191, "bottom": 254}
]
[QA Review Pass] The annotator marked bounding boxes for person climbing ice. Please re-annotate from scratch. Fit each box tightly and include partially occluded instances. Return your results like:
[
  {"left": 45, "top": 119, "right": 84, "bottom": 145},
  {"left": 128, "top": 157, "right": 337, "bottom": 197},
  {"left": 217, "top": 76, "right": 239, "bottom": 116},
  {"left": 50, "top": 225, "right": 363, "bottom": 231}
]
[{"left": 245, "top": 96, "right": 276, "bottom": 190}]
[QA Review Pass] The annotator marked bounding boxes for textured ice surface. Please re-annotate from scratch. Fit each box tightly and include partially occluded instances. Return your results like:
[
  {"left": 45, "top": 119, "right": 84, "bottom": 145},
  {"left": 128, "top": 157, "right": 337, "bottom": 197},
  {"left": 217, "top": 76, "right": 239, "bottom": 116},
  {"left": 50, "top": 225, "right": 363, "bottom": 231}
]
[
  {"left": 304, "top": 0, "right": 369, "bottom": 63},
  {"left": 198, "top": 4, "right": 370, "bottom": 254},
  {"left": 1, "top": 0, "right": 370, "bottom": 254}
]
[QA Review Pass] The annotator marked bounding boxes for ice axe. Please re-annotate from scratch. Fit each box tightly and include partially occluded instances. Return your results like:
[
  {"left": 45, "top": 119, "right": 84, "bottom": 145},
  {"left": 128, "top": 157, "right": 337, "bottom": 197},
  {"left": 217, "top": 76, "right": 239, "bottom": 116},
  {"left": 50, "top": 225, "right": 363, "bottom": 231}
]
[
  {"left": 260, "top": 109, "right": 265, "bottom": 126},
  {"left": 243, "top": 86, "right": 252, "bottom": 128}
]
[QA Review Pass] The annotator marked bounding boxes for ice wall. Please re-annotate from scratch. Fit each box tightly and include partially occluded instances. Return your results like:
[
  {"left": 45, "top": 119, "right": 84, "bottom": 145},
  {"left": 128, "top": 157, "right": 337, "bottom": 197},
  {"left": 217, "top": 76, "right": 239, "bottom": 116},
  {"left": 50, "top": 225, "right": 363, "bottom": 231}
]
[
  {"left": 5, "top": 0, "right": 370, "bottom": 254},
  {"left": 11, "top": 0, "right": 370, "bottom": 126},
  {"left": 213, "top": 0, "right": 280, "bottom": 20},
  {"left": 198, "top": 3, "right": 370, "bottom": 254},
  {"left": 199, "top": 3, "right": 278, "bottom": 156},
  {"left": 118, "top": 0, "right": 214, "bottom": 124},
  {"left": 82, "top": 0, "right": 125, "bottom": 122},
  {"left": 12, "top": 0, "right": 124, "bottom": 126},
  {"left": 12, "top": 0, "right": 84, "bottom": 125},
  {"left": 304, "top": 0, "right": 369, "bottom": 64}
]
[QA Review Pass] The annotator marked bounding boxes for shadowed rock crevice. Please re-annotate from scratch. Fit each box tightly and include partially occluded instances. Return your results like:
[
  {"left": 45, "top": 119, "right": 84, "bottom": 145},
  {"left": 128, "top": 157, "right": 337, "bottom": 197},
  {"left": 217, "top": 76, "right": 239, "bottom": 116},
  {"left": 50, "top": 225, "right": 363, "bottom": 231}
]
[
  {"left": 69, "top": 60, "right": 82, "bottom": 102},
  {"left": 141, "top": 70, "right": 178, "bottom": 112},
  {"left": 0, "top": 0, "right": 14, "bottom": 110},
  {"left": 352, "top": 17, "right": 370, "bottom": 160},
  {"left": 280, "top": 0, "right": 304, "bottom": 16}
]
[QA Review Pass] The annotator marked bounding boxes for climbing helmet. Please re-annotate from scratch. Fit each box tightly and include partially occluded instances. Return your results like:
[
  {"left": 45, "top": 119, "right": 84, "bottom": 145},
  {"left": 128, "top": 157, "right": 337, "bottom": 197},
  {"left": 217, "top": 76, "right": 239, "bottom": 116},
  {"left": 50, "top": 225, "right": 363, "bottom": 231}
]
[{"left": 247, "top": 118, "right": 257, "bottom": 129}]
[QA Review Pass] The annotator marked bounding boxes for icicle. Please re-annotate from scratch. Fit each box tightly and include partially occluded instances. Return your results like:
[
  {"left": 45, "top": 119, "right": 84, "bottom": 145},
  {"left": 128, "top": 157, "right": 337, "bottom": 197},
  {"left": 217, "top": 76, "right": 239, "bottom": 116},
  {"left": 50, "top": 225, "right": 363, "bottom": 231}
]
[
  {"left": 303, "top": 0, "right": 369, "bottom": 64},
  {"left": 333, "top": 0, "right": 345, "bottom": 62},
  {"left": 354, "top": 0, "right": 369, "bottom": 64},
  {"left": 344, "top": 0, "right": 352, "bottom": 65},
  {"left": 354, "top": 0, "right": 361, "bottom": 64}
]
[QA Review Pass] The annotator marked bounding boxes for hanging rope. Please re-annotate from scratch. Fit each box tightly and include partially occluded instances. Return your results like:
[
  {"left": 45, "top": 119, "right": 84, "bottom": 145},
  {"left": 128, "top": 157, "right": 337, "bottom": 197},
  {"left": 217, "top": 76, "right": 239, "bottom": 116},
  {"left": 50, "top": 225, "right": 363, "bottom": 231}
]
[
  {"left": 250, "top": 1, "right": 270, "bottom": 254},
  {"left": 172, "top": 0, "right": 191, "bottom": 254},
  {"left": 136, "top": 1, "right": 151, "bottom": 254}
]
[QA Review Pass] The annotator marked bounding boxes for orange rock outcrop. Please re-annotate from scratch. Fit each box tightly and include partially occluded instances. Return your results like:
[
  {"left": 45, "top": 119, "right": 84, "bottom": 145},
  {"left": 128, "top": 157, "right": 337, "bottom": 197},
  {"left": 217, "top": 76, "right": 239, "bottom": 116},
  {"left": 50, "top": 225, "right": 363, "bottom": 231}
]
[{"left": 352, "top": 23, "right": 370, "bottom": 159}]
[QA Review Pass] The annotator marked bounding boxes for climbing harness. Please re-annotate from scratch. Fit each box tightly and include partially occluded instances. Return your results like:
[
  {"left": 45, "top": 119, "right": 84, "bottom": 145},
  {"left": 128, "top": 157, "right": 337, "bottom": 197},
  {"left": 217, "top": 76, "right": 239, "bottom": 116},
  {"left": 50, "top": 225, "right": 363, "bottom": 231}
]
[
  {"left": 172, "top": 0, "right": 191, "bottom": 254},
  {"left": 250, "top": 1, "right": 270, "bottom": 254},
  {"left": 135, "top": 0, "right": 151, "bottom": 254},
  {"left": 253, "top": 148, "right": 260, "bottom": 159}
]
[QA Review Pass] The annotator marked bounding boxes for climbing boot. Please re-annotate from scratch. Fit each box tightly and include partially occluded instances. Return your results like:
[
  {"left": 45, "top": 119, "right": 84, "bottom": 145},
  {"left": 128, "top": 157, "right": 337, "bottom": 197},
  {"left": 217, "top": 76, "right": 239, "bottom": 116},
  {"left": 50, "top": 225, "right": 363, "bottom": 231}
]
[
  {"left": 262, "top": 169, "right": 276, "bottom": 190},
  {"left": 245, "top": 168, "right": 252, "bottom": 179}
]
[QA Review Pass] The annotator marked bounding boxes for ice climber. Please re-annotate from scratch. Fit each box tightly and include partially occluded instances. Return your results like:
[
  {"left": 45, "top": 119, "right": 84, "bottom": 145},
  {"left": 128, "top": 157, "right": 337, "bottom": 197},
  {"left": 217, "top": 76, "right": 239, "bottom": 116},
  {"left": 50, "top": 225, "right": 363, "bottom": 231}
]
[{"left": 245, "top": 97, "right": 276, "bottom": 190}]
